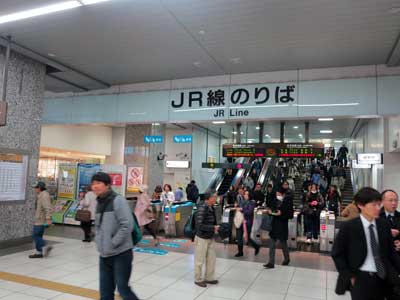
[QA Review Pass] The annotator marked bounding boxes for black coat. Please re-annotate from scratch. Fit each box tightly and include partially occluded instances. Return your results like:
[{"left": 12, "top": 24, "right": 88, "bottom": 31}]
[
  {"left": 332, "top": 216, "right": 400, "bottom": 295},
  {"left": 269, "top": 195, "right": 294, "bottom": 241},
  {"left": 195, "top": 203, "right": 216, "bottom": 239},
  {"left": 380, "top": 208, "right": 400, "bottom": 241}
]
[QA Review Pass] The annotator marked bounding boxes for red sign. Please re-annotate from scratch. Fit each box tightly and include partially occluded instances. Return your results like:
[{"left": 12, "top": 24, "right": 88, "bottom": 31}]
[
  {"left": 320, "top": 224, "right": 327, "bottom": 231},
  {"left": 109, "top": 173, "right": 122, "bottom": 186}
]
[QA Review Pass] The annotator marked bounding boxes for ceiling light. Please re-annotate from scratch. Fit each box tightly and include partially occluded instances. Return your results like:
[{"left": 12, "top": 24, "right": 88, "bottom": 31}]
[
  {"left": 152, "top": 123, "right": 160, "bottom": 126},
  {"left": 231, "top": 58, "right": 241, "bottom": 64},
  {"left": 199, "top": 30, "right": 205, "bottom": 35},
  {"left": 48, "top": 53, "right": 56, "bottom": 57},
  {"left": 0, "top": 1, "right": 82, "bottom": 25},
  {"left": 256, "top": 127, "right": 260, "bottom": 130},
  {"left": 298, "top": 134, "right": 303, "bottom": 137},
  {"left": 318, "top": 118, "right": 334, "bottom": 122},
  {"left": 293, "top": 126, "right": 299, "bottom": 129},
  {"left": 240, "top": 132, "right": 244, "bottom": 135},
  {"left": 265, "top": 134, "right": 270, "bottom": 137},
  {"left": 324, "top": 144, "right": 331, "bottom": 148},
  {"left": 80, "top": 0, "right": 111, "bottom": 4},
  {"left": 232, "top": 131, "right": 237, "bottom": 135},
  {"left": 193, "top": 61, "right": 201, "bottom": 67},
  {"left": 334, "top": 140, "right": 343, "bottom": 143},
  {"left": 212, "top": 121, "right": 225, "bottom": 124},
  {"left": 320, "top": 130, "right": 333, "bottom": 134}
]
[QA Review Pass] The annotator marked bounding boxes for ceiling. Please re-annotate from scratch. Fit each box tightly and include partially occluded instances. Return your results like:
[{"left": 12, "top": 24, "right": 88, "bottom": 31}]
[
  {"left": 0, "top": 0, "right": 400, "bottom": 92},
  {"left": 168, "top": 117, "right": 361, "bottom": 144}
]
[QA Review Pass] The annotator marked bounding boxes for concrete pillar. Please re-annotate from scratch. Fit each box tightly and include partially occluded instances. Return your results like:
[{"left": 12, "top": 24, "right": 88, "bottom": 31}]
[
  {"left": 280, "top": 121, "right": 285, "bottom": 143},
  {"left": 258, "top": 122, "right": 264, "bottom": 143}
]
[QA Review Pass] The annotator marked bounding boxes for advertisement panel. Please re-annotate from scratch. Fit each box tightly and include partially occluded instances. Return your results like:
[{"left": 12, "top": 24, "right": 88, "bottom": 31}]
[
  {"left": 77, "top": 163, "right": 100, "bottom": 195},
  {"left": 57, "top": 164, "right": 77, "bottom": 200}
]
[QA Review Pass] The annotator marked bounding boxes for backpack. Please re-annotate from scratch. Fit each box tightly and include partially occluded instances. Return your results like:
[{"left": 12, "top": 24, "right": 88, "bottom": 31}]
[
  {"left": 99, "top": 193, "right": 142, "bottom": 247},
  {"left": 184, "top": 210, "right": 197, "bottom": 241}
]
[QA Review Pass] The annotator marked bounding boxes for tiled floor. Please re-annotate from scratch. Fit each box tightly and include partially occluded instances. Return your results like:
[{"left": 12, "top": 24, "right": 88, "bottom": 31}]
[{"left": 0, "top": 235, "right": 350, "bottom": 300}]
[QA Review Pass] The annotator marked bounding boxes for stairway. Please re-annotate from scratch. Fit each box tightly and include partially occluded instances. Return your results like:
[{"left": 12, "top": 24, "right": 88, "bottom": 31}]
[
  {"left": 340, "top": 168, "right": 354, "bottom": 207},
  {"left": 293, "top": 176, "right": 304, "bottom": 208},
  {"left": 217, "top": 170, "right": 237, "bottom": 196}
]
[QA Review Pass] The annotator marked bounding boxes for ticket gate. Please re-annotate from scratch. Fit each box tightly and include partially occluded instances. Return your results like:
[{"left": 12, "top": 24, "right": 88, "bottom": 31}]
[
  {"left": 164, "top": 202, "right": 194, "bottom": 237},
  {"left": 214, "top": 205, "right": 222, "bottom": 225},
  {"left": 319, "top": 210, "right": 336, "bottom": 252},
  {"left": 222, "top": 206, "right": 236, "bottom": 242},
  {"left": 288, "top": 211, "right": 299, "bottom": 249}
]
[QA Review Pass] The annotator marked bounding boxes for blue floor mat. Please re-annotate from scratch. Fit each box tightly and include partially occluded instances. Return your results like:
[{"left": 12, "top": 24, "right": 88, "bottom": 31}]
[{"left": 134, "top": 247, "right": 168, "bottom": 255}]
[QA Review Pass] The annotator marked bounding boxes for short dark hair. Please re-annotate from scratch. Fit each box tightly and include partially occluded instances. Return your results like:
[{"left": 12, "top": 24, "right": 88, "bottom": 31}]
[
  {"left": 204, "top": 192, "right": 216, "bottom": 201},
  {"left": 164, "top": 184, "right": 172, "bottom": 191},
  {"left": 382, "top": 189, "right": 399, "bottom": 198},
  {"left": 91, "top": 172, "right": 111, "bottom": 185},
  {"left": 354, "top": 187, "right": 382, "bottom": 206}
]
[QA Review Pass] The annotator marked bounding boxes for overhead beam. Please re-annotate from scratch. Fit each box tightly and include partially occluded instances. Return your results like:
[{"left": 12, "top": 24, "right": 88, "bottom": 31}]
[
  {"left": 386, "top": 31, "right": 400, "bottom": 66},
  {"left": 47, "top": 74, "right": 89, "bottom": 92}
]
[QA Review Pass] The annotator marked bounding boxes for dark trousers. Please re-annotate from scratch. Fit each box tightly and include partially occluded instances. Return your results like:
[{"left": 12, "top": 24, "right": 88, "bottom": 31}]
[
  {"left": 99, "top": 250, "right": 139, "bottom": 300},
  {"left": 268, "top": 238, "right": 289, "bottom": 265},
  {"left": 236, "top": 222, "right": 259, "bottom": 254},
  {"left": 305, "top": 213, "right": 319, "bottom": 239},
  {"left": 33, "top": 225, "right": 46, "bottom": 253},
  {"left": 351, "top": 271, "right": 384, "bottom": 300},
  {"left": 80, "top": 221, "right": 93, "bottom": 240},
  {"left": 143, "top": 221, "right": 157, "bottom": 239}
]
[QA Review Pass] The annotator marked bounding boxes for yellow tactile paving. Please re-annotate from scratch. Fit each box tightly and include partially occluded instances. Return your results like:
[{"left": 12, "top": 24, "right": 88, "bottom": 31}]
[{"left": 0, "top": 271, "right": 121, "bottom": 299}]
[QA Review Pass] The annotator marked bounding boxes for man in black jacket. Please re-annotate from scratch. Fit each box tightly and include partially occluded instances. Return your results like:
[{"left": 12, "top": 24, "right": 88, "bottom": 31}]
[
  {"left": 332, "top": 187, "right": 400, "bottom": 300},
  {"left": 186, "top": 180, "right": 199, "bottom": 203},
  {"left": 194, "top": 193, "right": 219, "bottom": 288}
]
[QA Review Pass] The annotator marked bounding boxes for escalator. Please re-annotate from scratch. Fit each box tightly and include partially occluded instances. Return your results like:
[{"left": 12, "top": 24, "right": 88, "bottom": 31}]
[{"left": 216, "top": 169, "right": 238, "bottom": 195}]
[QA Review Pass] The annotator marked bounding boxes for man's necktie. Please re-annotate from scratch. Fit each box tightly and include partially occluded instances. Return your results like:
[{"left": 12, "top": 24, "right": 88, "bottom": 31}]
[{"left": 369, "top": 224, "right": 386, "bottom": 279}]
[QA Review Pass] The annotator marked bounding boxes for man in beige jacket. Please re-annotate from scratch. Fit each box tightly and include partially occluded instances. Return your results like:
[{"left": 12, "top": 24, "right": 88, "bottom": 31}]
[{"left": 30, "top": 182, "right": 53, "bottom": 259}]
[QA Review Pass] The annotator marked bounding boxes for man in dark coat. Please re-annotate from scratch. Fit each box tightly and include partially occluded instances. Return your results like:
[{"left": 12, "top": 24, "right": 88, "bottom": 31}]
[{"left": 264, "top": 188, "right": 294, "bottom": 269}]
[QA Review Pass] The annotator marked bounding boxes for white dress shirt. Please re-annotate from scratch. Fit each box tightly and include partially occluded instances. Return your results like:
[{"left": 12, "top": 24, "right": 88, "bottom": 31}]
[{"left": 359, "top": 214, "right": 378, "bottom": 273}]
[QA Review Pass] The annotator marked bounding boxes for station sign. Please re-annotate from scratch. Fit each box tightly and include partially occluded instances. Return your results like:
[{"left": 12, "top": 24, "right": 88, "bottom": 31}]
[
  {"left": 356, "top": 153, "right": 383, "bottom": 165},
  {"left": 166, "top": 160, "right": 190, "bottom": 169},
  {"left": 201, "top": 162, "right": 252, "bottom": 169},
  {"left": 223, "top": 143, "right": 324, "bottom": 158},
  {"left": 352, "top": 159, "right": 371, "bottom": 169},
  {"left": 173, "top": 135, "right": 192, "bottom": 143},
  {"left": 144, "top": 135, "right": 163, "bottom": 144}
]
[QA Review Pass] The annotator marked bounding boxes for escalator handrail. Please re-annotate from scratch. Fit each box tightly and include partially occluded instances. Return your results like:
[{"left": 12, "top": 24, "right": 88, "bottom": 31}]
[{"left": 214, "top": 157, "right": 246, "bottom": 192}]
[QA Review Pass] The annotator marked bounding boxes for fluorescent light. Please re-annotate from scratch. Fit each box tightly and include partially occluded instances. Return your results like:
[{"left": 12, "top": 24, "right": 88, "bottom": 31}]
[
  {"left": 212, "top": 121, "right": 225, "bottom": 124},
  {"left": 320, "top": 130, "right": 333, "bottom": 134},
  {"left": 80, "top": 0, "right": 111, "bottom": 4},
  {"left": 318, "top": 118, "right": 334, "bottom": 121},
  {"left": 152, "top": 123, "right": 160, "bottom": 126},
  {"left": 298, "top": 134, "right": 303, "bottom": 137},
  {"left": 334, "top": 140, "right": 343, "bottom": 143},
  {"left": 0, "top": 1, "right": 82, "bottom": 25},
  {"left": 240, "top": 132, "right": 244, "bottom": 135},
  {"left": 324, "top": 144, "right": 331, "bottom": 147},
  {"left": 265, "top": 134, "right": 270, "bottom": 137},
  {"left": 232, "top": 131, "right": 237, "bottom": 135},
  {"left": 256, "top": 127, "right": 260, "bottom": 130},
  {"left": 293, "top": 126, "right": 299, "bottom": 129}
]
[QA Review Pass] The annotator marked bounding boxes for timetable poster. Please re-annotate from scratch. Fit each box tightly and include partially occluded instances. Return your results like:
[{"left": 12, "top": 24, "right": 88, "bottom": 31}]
[
  {"left": 0, "top": 152, "right": 28, "bottom": 201},
  {"left": 57, "top": 164, "right": 77, "bottom": 200}
]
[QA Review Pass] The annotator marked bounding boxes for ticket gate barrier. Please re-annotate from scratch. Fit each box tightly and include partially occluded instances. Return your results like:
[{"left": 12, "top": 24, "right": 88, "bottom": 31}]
[
  {"left": 222, "top": 206, "right": 236, "bottom": 242},
  {"left": 214, "top": 205, "right": 222, "bottom": 225},
  {"left": 288, "top": 211, "right": 299, "bottom": 249},
  {"left": 319, "top": 210, "right": 336, "bottom": 252},
  {"left": 164, "top": 202, "right": 194, "bottom": 237}
]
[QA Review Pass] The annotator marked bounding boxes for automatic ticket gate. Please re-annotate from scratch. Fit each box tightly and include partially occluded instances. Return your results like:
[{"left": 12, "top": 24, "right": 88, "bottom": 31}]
[
  {"left": 320, "top": 210, "right": 336, "bottom": 252},
  {"left": 164, "top": 202, "right": 194, "bottom": 237},
  {"left": 288, "top": 211, "right": 300, "bottom": 249},
  {"left": 222, "top": 206, "right": 236, "bottom": 242}
]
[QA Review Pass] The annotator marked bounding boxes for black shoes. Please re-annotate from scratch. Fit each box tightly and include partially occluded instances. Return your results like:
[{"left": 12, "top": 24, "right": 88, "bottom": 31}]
[
  {"left": 205, "top": 280, "right": 219, "bottom": 285},
  {"left": 255, "top": 245, "right": 260, "bottom": 256},
  {"left": 263, "top": 263, "right": 275, "bottom": 269},
  {"left": 29, "top": 253, "right": 43, "bottom": 259},
  {"left": 235, "top": 253, "right": 244, "bottom": 257},
  {"left": 282, "top": 260, "right": 290, "bottom": 266},
  {"left": 195, "top": 281, "right": 207, "bottom": 288},
  {"left": 82, "top": 239, "right": 91, "bottom": 243}
]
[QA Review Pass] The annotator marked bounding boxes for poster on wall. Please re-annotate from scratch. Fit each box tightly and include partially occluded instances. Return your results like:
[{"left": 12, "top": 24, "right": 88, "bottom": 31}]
[
  {"left": 127, "top": 166, "right": 144, "bottom": 193},
  {"left": 51, "top": 199, "right": 73, "bottom": 224},
  {"left": 77, "top": 163, "right": 100, "bottom": 195},
  {"left": 63, "top": 199, "right": 80, "bottom": 225},
  {"left": 57, "top": 164, "right": 77, "bottom": 200},
  {"left": 100, "top": 165, "right": 127, "bottom": 196},
  {"left": 0, "top": 152, "right": 28, "bottom": 201}
]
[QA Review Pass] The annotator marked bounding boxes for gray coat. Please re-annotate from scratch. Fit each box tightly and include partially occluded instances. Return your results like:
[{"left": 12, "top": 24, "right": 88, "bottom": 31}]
[{"left": 95, "top": 191, "right": 133, "bottom": 258}]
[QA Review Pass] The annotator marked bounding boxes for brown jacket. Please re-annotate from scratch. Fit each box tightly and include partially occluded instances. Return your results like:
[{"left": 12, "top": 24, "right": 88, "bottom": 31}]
[
  {"left": 34, "top": 190, "right": 51, "bottom": 225},
  {"left": 341, "top": 202, "right": 359, "bottom": 220}
]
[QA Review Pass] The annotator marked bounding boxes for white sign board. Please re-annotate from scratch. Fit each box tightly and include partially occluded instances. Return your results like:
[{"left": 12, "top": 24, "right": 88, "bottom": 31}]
[
  {"left": 0, "top": 153, "right": 28, "bottom": 201},
  {"left": 352, "top": 159, "right": 371, "bottom": 169},
  {"left": 357, "top": 153, "right": 383, "bottom": 165},
  {"left": 166, "top": 160, "right": 190, "bottom": 169}
]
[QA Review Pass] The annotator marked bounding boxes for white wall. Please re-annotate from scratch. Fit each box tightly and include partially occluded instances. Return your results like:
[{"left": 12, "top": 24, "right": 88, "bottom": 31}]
[
  {"left": 41, "top": 125, "right": 112, "bottom": 155},
  {"left": 105, "top": 127, "right": 126, "bottom": 165},
  {"left": 383, "top": 152, "right": 400, "bottom": 195}
]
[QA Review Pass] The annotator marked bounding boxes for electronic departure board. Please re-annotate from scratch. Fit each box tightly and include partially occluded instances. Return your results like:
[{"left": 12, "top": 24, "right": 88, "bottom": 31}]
[{"left": 223, "top": 143, "right": 324, "bottom": 158}]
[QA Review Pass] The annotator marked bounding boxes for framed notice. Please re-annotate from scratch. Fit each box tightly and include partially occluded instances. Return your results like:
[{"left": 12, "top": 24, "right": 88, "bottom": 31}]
[
  {"left": 76, "top": 163, "right": 100, "bottom": 195},
  {"left": 100, "top": 164, "right": 127, "bottom": 196},
  {"left": 57, "top": 164, "right": 77, "bottom": 200},
  {"left": 127, "top": 166, "right": 144, "bottom": 193},
  {"left": 0, "top": 151, "right": 28, "bottom": 201}
]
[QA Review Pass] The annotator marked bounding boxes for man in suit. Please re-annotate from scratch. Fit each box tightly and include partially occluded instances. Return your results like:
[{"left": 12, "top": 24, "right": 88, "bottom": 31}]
[{"left": 332, "top": 187, "right": 400, "bottom": 300}]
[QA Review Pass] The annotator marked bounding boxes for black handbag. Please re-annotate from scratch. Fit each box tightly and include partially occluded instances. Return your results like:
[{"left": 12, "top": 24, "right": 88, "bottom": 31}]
[
  {"left": 75, "top": 209, "right": 91, "bottom": 222},
  {"left": 260, "top": 214, "right": 273, "bottom": 232}
]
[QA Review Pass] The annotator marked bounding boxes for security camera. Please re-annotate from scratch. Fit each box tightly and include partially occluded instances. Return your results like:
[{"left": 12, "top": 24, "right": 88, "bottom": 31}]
[{"left": 157, "top": 152, "right": 166, "bottom": 161}]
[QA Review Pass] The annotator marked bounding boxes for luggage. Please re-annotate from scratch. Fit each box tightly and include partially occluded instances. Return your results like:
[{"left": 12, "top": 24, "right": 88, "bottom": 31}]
[{"left": 184, "top": 211, "right": 197, "bottom": 241}]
